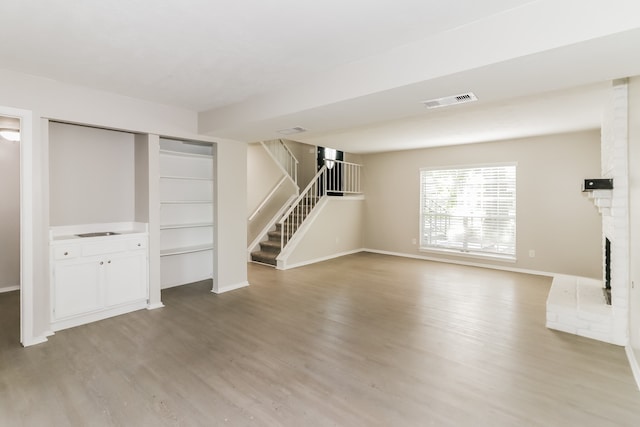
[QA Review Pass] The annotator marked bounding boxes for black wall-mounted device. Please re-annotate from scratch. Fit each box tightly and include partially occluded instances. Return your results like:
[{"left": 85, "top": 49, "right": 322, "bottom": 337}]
[{"left": 582, "top": 179, "right": 613, "bottom": 191}]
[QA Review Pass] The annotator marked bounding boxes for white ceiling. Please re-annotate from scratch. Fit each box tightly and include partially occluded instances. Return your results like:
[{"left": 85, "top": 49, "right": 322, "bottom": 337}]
[{"left": 2, "top": 0, "right": 640, "bottom": 153}]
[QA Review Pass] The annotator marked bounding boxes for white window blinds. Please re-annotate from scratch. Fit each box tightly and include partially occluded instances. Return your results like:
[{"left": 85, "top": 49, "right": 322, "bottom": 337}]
[{"left": 420, "top": 164, "right": 516, "bottom": 259}]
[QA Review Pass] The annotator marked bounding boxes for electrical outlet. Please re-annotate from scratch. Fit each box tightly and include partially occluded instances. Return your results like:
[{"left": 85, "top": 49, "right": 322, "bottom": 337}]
[
  {"left": 529, "top": 249, "right": 536, "bottom": 258},
  {"left": 412, "top": 238, "right": 417, "bottom": 245}
]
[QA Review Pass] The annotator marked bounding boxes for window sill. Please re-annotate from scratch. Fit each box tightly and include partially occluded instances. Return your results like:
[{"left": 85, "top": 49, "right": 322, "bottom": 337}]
[{"left": 418, "top": 247, "right": 516, "bottom": 263}]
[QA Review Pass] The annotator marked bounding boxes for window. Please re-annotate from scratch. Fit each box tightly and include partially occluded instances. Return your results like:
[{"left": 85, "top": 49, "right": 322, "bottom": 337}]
[{"left": 420, "top": 164, "right": 516, "bottom": 260}]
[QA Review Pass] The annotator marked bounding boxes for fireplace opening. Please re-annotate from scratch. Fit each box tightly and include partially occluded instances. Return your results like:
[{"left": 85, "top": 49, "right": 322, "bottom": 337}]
[{"left": 605, "top": 237, "right": 611, "bottom": 305}]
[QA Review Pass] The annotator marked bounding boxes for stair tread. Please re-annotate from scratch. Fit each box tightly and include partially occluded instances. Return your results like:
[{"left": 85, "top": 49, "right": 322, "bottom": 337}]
[
  {"left": 250, "top": 250, "right": 277, "bottom": 259},
  {"left": 253, "top": 194, "right": 324, "bottom": 267},
  {"left": 260, "top": 240, "right": 281, "bottom": 249},
  {"left": 250, "top": 250, "right": 277, "bottom": 266}
]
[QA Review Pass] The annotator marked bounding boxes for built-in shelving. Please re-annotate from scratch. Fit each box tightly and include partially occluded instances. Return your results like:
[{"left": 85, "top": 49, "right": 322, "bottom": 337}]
[
  {"left": 160, "top": 175, "right": 213, "bottom": 181},
  {"left": 159, "top": 139, "right": 215, "bottom": 289},
  {"left": 159, "top": 149, "right": 213, "bottom": 159},
  {"left": 160, "top": 244, "right": 215, "bottom": 257},
  {"left": 160, "top": 222, "right": 214, "bottom": 230},
  {"left": 160, "top": 200, "right": 213, "bottom": 204}
]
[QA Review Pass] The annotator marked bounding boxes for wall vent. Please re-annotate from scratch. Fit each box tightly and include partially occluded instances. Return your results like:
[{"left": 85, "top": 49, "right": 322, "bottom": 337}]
[
  {"left": 421, "top": 92, "right": 478, "bottom": 109},
  {"left": 277, "top": 126, "right": 307, "bottom": 135}
]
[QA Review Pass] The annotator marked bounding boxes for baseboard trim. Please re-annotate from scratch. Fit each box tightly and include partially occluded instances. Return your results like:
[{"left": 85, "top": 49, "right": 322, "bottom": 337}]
[
  {"left": 147, "top": 302, "right": 165, "bottom": 310},
  {"left": 213, "top": 281, "right": 250, "bottom": 294},
  {"left": 0, "top": 285, "right": 19, "bottom": 293},
  {"left": 248, "top": 193, "right": 298, "bottom": 255},
  {"left": 279, "top": 249, "right": 365, "bottom": 270},
  {"left": 51, "top": 300, "right": 148, "bottom": 332},
  {"left": 22, "top": 335, "right": 48, "bottom": 347},
  {"left": 276, "top": 247, "right": 560, "bottom": 278},
  {"left": 362, "top": 249, "right": 556, "bottom": 278},
  {"left": 161, "top": 274, "right": 213, "bottom": 290},
  {"left": 250, "top": 260, "right": 277, "bottom": 268},
  {"left": 625, "top": 345, "right": 640, "bottom": 391}
]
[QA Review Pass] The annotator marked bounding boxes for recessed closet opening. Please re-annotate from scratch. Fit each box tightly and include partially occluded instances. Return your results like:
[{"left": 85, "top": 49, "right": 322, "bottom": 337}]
[
  {"left": 0, "top": 115, "right": 21, "bottom": 343},
  {"left": 48, "top": 121, "right": 152, "bottom": 332},
  {"left": 159, "top": 138, "right": 216, "bottom": 291}
]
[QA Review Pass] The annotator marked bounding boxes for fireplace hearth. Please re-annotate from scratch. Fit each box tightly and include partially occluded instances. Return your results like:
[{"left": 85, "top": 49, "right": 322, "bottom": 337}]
[{"left": 546, "top": 80, "right": 629, "bottom": 346}]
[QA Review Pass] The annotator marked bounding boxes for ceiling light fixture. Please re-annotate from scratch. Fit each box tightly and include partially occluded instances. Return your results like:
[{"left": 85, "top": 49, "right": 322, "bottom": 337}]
[
  {"left": 421, "top": 92, "right": 478, "bottom": 109},
  {"left": 0, "top": 129, "right": 20, "bottom": 142},
  {"left": 277, "top": 126, "right": 307, "bottom": 135}
]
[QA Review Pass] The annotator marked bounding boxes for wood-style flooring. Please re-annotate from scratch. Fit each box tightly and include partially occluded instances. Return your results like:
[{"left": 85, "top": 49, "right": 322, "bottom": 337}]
[{"left": 1, "top": 252, "right": 640, "bottom": 426}]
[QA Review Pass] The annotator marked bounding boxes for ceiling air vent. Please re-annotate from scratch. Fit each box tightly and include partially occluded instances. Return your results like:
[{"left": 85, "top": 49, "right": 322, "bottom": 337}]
[
  {"left": 421, "top": 92, "right": 478, "bottom": 109},
  {"left": 277, "top": 126, "right": 307, "bottom": 135}
]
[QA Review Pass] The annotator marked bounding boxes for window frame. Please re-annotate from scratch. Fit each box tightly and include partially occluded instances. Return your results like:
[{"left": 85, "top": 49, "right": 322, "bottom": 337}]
[{"left": 419, "top": 162, "right": 517, "bottom": 262}]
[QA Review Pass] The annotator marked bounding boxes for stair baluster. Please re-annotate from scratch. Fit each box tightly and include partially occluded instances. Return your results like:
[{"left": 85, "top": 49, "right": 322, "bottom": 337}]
[{"left": 250, "top": 160, "right": 363, "bottom": 267}]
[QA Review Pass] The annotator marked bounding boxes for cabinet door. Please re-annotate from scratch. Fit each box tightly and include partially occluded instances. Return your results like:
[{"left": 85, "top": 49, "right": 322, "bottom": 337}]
[
  {"left": 105, "top": 251, "right": 148, "bottom": 307},
  {"left": 54, "top": 258, "right": 102, "bottom": 319}
]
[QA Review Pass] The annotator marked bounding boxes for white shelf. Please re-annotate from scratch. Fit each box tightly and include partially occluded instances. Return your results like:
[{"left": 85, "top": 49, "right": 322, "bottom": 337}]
[
  {"left": 160, "top": 223, "right": 213, "bottom": 230},
  {"left": 159, "top": 149, "right": 213, "bottom": 159},
  {"left": 160, "top": 175, "right": 213, "bottom": 181},
  {"left": 160, "top": 200, "right": 213, "bottom": 204},
  {"left": 160, "top": 244, "right": 214, "bottom": 257},
  {"left": 159, "top": 139, "right": 215, "bottom": 288}
]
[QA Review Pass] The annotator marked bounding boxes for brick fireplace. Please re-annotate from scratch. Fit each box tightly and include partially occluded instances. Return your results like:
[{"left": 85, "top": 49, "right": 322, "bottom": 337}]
[{"left": 546, "top": 80, "right": 629, "bottom": 346}]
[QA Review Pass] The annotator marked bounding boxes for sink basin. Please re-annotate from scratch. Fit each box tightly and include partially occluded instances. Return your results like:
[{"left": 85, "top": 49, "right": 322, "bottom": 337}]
[{"left": 76, "top": 232, "right": 121, "bottom": 238}]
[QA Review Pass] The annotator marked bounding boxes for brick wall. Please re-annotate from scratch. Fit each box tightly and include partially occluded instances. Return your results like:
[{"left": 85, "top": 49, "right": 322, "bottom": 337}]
[{"left": 601, "top": 79, "right": 630, "bottom": 345}]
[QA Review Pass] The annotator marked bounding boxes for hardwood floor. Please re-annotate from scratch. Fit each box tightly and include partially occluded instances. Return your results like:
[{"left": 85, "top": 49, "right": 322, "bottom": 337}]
[{"left": 1, "top": 252, "right": 640, "bottom": 426}]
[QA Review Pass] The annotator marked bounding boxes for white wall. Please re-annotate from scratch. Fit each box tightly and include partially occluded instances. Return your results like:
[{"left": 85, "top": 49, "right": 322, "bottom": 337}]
[
  {"left": 215, "top": 139, "right": 248, "bottom": 292},
  {"left": 247, "top": 143, "right": 285, "bottom": 214},
  {"left": 629, "top": 76, "right": 640, "bottom": 351},
  {"left": 282, "top": 198, "right": 364, "bottom": 268},
  {"left": 134, "top": 135, "right": 151, "bottom": 224},
  {"left": 0, "top": 133, "right": 20, "bottom": 291},
  {"left": 0, "top": 69, "right": 196, "bottom": 137},
  {"left": 283, "top": 139, "right": 317, "bottom": 189},
  {"left": 246, "top": 142, "right": 297, "bottom": 245},
  {"left": 0, "top": 69, "right": 248, "bottom": 342},
  {"left": 363, "top": 131, "right": 603, "bottom": 277},
  {"left": 135, "top": 134, "right": 162, "bottom": 308},
  {"left": 49, "top": 122, "right": 136, "bottom": 226},
  {"left": 248, "top": 180, "right": 297, "bottom": 246}
]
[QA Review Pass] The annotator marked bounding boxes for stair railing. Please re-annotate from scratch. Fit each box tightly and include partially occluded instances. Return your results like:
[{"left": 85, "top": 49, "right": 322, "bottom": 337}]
[
  {"left": 261, "top": 139, "right": 299, "bottom": 186},
  {"left": 248, "top": 175, "right": 288, "bottom": 222},
  {"left": 279, "top": 160, "right": 362, "bottom": 250},
  {"left": 326, "top": 160, "right": 363, "bottom": 194}
]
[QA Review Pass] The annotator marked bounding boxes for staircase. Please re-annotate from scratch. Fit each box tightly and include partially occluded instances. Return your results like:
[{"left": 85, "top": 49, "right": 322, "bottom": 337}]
[
  {"left": 250, "top": 224, "right": 284, "bottom": 266},
  {"left": 261, "top": 139, "right": 298, "bottom": 186},
  {"left": 250, "top": 159, "right": 363, "bottom": 268},
  {"left": 250, "top": 200, "right": 315, "bottom": 266}
]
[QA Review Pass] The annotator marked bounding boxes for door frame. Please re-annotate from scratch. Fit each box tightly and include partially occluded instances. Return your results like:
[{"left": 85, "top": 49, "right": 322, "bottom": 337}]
[
  {"left": 317, "top": 146, "right": 344, "bottom": 196},
  {"left": 0, "top": 105, "right": 35, "bottom": 346}
]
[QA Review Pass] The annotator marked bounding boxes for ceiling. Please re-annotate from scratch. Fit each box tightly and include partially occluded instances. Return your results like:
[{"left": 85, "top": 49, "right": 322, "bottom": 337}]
[{"left": 2, "top": 1, "right": 640, "bottom": 153}]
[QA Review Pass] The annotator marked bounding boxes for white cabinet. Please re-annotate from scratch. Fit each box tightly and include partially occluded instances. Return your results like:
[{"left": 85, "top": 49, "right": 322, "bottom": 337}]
[
  {"left": 51, "top": 233, "right": 149, "bottom": 331},
  {"left": 105, "top": 251, "right": 148, "bottom": 307},
  {"left": 54, "top": 257, "right": 102, "bottom": 319},
  {"left": 159, "top": 140, "right": 215, "bottom": 289}
]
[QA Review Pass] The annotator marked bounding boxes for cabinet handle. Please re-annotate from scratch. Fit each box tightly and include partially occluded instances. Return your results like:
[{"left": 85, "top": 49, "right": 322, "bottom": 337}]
[
  {"left": 108, "top": 260, "right": 111, "bottom": 264},
  {"left": 100, "top": 261, "right": 104, "bottom": 265},
  {"left": 64, "top": 252, "right": 68, "bottom": 256},
  {"left": 137, "top": 243, "right": 141, "bottom": 247}
]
